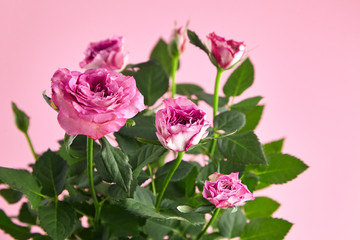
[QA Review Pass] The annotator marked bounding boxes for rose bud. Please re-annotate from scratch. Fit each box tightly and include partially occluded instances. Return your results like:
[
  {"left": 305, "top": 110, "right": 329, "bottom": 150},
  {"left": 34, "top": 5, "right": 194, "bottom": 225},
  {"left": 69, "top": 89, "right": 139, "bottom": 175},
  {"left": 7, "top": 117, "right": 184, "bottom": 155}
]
[
  {"left": 203, "top": 172, "right": 254, "bottom": 209},
  {"left": 79, "top": 36, "right": 129, "bottom": 71},
  {"left": 169, "top": 25, "right": 188, "bottom": 56},
  {"left": 51, "top": 68, "right": 145, "bottom": 140},
  {"left": 207, "top": 32, "right": 246, "bottom": 69},
  {"left": 155, "top": 97, "right": 210, "bottom": 152}
]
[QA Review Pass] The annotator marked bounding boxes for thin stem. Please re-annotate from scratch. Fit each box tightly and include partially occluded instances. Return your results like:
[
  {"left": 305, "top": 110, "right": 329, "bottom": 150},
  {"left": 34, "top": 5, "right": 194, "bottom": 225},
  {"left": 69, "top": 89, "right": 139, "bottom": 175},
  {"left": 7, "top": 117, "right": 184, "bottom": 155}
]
[
  {"left": 209, "top": 68, "right": 224, "bottom": 159},
  {"left": 148, "top": 164, "right": 156, "bottom": 196},
  {"left": 25, "top": 132, "right": 37, "bottom": 160},
  {"left": 87, "top": 137, "right": 100, "bottom": 228},
  {"left": 171, "top": 56, "right": 179, "bottom": 98},
  {"left": 155, "top": 151, "right": 184, "bottom": 210},
  {"left": 196, "top": 208, "right": 221, "bottom": 240}
]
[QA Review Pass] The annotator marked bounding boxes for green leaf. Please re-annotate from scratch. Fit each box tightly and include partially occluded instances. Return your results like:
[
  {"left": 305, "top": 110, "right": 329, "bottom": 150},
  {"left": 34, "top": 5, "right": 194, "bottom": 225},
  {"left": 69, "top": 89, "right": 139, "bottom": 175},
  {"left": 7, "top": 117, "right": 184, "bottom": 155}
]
[
  {"left": 115, "top": 132, "right": 144, "bottom": 157},
  {"left": 263, "top": 139, "right": 285, "bottom": 154},
  {"left": 0, "top": 167, "right": 42, "bottom": 208},
  {"left": 156, "top": 160, "right": 195, "bottom": 183},
  {"left": 244, "top": 197, "right": 280, "bottom": 219},
  {"left": 117, "top": 115, "right": 157, "bottom": 140},
  {"left": 187, "top": 29, "right": 209, "bottom": 54},
  {"left": 0, "top": 188, "right": 23, "bottom": 204},
  {"left": 42, "top": 91, "right": 56, "bottom": 111},
  {"left": 130, "top": 145, "right": 167, "bottom": 179},
  {"left": 257, "top": 153, "right": 308, "bottom": 184},
  {"left": 217, "top": 131, "right": 267, "bottom": 165},
  {"left": 101, "top": 203, "right": 143, "bottom": 238},
  {"left": 144, "top": 219, "right": 177, "bottom": 240},
  {"left": 11, "top": 102, "right": 29, "bottom": 133},
  {"left": 223, "top": 58, "right": 254, "bottom": 97},
  {"left": 38, "top": 202, "right": 76, "bottom": 240},
  {"left": 18, "top": 202, "right": 37, "bottom": 225},
  {"left": 241, "top": 218, "right": 293, "bottom": 240},
  {"left": 218, "top": 208, "right": 246, "bottom": 238},
  {"left": 0, "top": 209, "right": 31, "bottom": 240},
  {"left": 241, "top": 105, "right": 264, "bottom": 131},
  {"left": 241, "top": 172, "right": 259, "bottom": 192},
  {"left": 33, "top": 150, "right": 68, "bottom": 197},
  {"left": 194, "top": 91, "right": 228, "bottom": 108},
  {"left": 98, "top": 138, "right": 132, "bottom": 192},
  {"left": 219, "top": 160, "right": 246, "bottom": 176},
  {"left": 150, "top": 38, "right": 173, "bottom": 76},
  {"left": 214, "top": 110, "right": 246, "bottom": 133},
  {"left": 133, "top": 62, "right": 169, "bottom": 106},
  {"left": 231, "top": 96, "right": 263, "bottom": 112},
  {"left": 134, "top": 187, "right": 155, "bottom": 206},
  {"left": 176, "top": 83, "right": 204, "bottom": 97},
  {"left": 123, "top": 198, "right": 165, "bottom": 219}
]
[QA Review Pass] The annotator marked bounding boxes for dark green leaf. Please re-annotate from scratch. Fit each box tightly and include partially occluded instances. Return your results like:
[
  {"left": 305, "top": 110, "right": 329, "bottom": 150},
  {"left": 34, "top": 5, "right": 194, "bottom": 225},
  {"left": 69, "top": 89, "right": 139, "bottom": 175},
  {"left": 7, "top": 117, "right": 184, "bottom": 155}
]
[
  {"left": 218, "top": 208, "right": 246, "bottom": 238},
  {"left": 42, "top": 91, "right": 56, "bottom": 111},
  {"left": 244, "top": 197, "right": 280, "bottom": 219},
  {"left": 38, "top": 202, "right": 76, "bottom": 240},
  {"left": 257, "top": 153, "right": 308, "bottom": 184},
  {"left": 134, "top": 187, "right": 155, "bottom": 206},
  {"left": 11, "top": 102, "right": 29, "bottom": 133},
  {"left": 123, "top": 198, "right": 165, "bottom": 219},
  {"left": 144, "top": 219, "right": 177, "bottom": 240},
  {"left": 241, "top": 218, "right": 292, "bottom": 240},
  {"left": 0, "top": 188, "right": 23, "bottom": 204},
  {"left": 101, "top": 203, "right": 143, "bottom": 238},
  {"left": 150, "top": 38, "right": 173, "bottom": 76},
  {"left": 194, "top": 91, "right": 228, "bottom": 108},
  {"left": 223, "top": 58, "right": 254, "bottom": 97},
  {"left": 18, "top": 202, "right": 37, "bottom": 225},
  {"left": 115, "top": 133, "right": 144, "bottom": 157},
  {"left": 214, "top": 110, "right": 246, "bottom": 133},
  {"left": 0, "top": 167, "right": 42, "bottom": 208},
  {"left": 33, "top": 150, "right": 68, "bottom": 197},
  {"left": 187, "top": 29, "right": 209, "bottom": 54},
  {"left": 176, "top": 84, "right": 204, "bottom": 97},
  {"left": 217, "top": 131, "right": 267, "bottom": 165},
  {"left": 98, "top": 138, "right": 132, "bottom": 192},
  {"left": 219, "top": 160, "right": 246, "bottom": 176},
  {"left": 156, "top": 160, "right": 195, "bottom": 183},
  {"left": 263, "top": 139, "right": 285, "bottom": 154},
  {"left": 31, "top": 233, "right": 52, "bottom": 240},
  {"left": 231, "top": 96, "right": 263, "bottom": 112},
  {"left": 130, "top": 145, "right": 167, "bottom": 179},
  {"left": 241, "top": 172, "right": 259, "bottom": 192},
  {"left": 117, "top": 115, "right": 157, "bottom": 140},
  {"left": 241, "top": 105, "right": 264, "bottom": 131},
  {"left": 134, "top": 63, "right": 169, "bottom": 106},
  {"left": 0, "top": 209, "right": 31, "bottom": 240}
]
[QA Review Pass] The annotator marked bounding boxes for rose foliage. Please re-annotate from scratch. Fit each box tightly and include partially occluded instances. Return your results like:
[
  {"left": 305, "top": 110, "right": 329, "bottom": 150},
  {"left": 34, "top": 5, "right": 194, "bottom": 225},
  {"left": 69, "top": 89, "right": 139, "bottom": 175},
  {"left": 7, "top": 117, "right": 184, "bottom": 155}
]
[{"left": 1, "top": 27, "right": 308, "bottom": 240}]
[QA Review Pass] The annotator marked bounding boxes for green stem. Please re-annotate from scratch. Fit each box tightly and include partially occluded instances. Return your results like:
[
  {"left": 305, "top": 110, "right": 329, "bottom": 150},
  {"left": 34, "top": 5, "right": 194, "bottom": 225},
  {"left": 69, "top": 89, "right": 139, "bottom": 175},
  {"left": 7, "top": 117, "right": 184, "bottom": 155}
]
[
  {"left": 155, "top": 151, "right": 184, "bottom": 210},
  {"left": 25, "top": 132, "right": 37, "bottom": 161},
  {"left": 196, "top": 208, "right": 221, "bottom": 240},
  {"left": 148, "top": 164, "right": 156, "bottom": 196},
  {"left": 171, "top": 56, "right": 179, "bottom": 98},
  {"left": 87, "top": 137, "right": 100, "bottom": 228},
  {"left": 209, "top": 68, "right": 224, "bottom": 160}
]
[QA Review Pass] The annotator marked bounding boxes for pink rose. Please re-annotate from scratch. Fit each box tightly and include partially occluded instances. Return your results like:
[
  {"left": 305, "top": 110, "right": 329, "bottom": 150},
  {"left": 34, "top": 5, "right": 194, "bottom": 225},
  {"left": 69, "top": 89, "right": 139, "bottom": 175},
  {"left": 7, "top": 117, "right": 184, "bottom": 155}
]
[
  {"left": 207, "top": 32, "right": 246, "bottom": 69},
  {"left": 51, "top": 68, "right": 145, "bottom": 140},
  {"left": 202, "top": 172, "right": 254, "bottom": 208},
  {"left": 155, "top": 97, "right": 210, "bottom": 152},
  {"left": 79, "top": 36, "right": 129, "bottom": 71}
]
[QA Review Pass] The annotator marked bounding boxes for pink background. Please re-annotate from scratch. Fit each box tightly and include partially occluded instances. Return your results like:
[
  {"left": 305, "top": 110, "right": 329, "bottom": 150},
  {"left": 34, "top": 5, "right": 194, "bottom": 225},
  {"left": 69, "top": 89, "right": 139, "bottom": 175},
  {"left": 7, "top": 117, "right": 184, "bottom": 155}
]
[{"left": 1, "top": 0, "right": 359, "bottom": 239}]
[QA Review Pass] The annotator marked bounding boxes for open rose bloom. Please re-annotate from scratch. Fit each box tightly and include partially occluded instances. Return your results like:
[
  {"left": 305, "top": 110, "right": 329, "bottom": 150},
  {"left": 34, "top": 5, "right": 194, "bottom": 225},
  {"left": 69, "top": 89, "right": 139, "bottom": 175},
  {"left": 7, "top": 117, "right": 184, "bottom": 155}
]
[
  {"left": 79, "top": 36, "right": 129, "bottom": 71},
  {"left": 51, "top": 68, "right": 145, "bottom": 140},
  {"left": 207, "top": 32, "right": 246, "bottom": 69},
  {"left": 203, "top": 172, "right": 254, "bottom": 208},
  {"left": 155, "top": 97, "right": 210, "bottom": 152}
]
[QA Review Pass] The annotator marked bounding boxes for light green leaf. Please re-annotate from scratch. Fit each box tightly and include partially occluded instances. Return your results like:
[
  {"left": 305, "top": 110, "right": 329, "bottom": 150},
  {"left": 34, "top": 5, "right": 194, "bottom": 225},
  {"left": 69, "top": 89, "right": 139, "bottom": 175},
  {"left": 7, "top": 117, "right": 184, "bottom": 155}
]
[
  {"left": 0, "top": 209, "right": 31, "bottom": 240},
  {"left": 134, "top": 63, "right": 169, "bottom": 106},
  {"left": 98, "top": 138, "right": 133, "bottom": 192},
  {"left": 33, "top": 150, "right": 68, "bottom": 197},
  {"left": 38, "top": 202, "right": 76, "bottom": 240},
  {"left": 241, "top": 218, "right": 292, "bottom": 240},
  {"left": 263, "top": 139, "right": 285, "bottom": 154},
  {"left": 0, "top": 167, "right": 42, "bottom": 209},
  {"left": 217, "top": 131, "right": 267, "bottom": 165},
  {"left": 257, "top": 153, "right": 308, "bottom": 184},
  {"left": 241, "top": 105, "right": 264, "bottom": 131},
  {"left": 218, "top": 208, "right": 246, "bottom": 238},
  {"left": 244, "top": 197, "right": 280, "bottom": 219},
  {"left": 214, "top": 110, "right": 246, "bottom": 133}
]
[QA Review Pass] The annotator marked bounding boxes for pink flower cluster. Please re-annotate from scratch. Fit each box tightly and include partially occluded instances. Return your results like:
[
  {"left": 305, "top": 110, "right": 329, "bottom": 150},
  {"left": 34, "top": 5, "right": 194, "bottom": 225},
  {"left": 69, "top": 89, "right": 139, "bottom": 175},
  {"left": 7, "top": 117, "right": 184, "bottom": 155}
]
[{"left": 203, "top": 172, "right": 254, "bottom": 208}]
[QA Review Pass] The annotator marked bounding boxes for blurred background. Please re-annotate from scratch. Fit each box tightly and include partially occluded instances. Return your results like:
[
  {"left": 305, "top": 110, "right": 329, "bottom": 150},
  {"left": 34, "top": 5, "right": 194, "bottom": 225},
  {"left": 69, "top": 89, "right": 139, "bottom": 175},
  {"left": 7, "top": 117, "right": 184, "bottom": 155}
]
[{"left": 0, "top": 0, "right": 359, "bottom": 239}]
